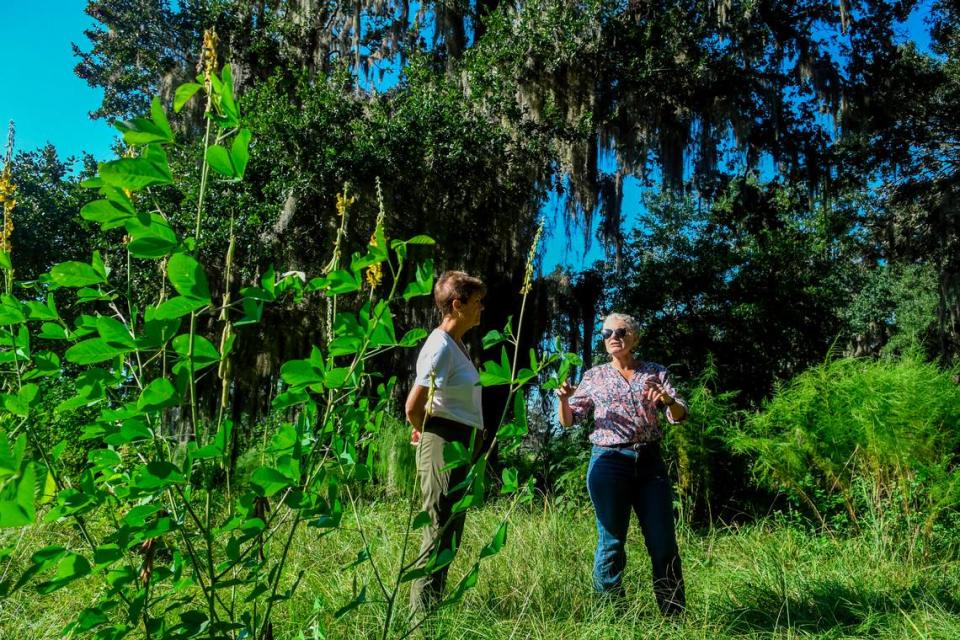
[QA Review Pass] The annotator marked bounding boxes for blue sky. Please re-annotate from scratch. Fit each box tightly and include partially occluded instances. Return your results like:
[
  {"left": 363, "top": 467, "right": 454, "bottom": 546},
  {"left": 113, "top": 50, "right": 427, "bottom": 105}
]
[
  {"left": 0, "top": 2, "right": 115, "bottom": 162},
  {"left": 0, "top": 2, "right": 936, "bottom": 271}
]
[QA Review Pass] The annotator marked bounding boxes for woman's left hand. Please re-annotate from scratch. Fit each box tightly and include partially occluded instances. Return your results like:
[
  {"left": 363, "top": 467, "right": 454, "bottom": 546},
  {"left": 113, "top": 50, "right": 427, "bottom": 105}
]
[{"left": 643, "top": 380, "right": 674, "bottom": 408}]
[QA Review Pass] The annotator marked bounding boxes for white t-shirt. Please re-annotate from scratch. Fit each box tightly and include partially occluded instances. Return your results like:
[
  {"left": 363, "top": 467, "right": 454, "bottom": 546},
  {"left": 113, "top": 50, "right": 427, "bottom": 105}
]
[{"left": 414, "top": 329, "right": 483, "bottom": 429}]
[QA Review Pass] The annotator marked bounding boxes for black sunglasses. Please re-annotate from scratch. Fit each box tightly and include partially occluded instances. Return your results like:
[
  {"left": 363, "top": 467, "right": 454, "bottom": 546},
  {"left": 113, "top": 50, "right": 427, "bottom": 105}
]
[{"left": 600, "top": 327, "right": 629, "bottom": 340}]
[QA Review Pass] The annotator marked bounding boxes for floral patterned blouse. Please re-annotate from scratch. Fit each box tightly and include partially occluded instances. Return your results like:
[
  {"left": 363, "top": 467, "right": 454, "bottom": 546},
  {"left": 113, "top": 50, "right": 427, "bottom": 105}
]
[{"left": 567, "top": 361, "right": 687, "bottom": 446}]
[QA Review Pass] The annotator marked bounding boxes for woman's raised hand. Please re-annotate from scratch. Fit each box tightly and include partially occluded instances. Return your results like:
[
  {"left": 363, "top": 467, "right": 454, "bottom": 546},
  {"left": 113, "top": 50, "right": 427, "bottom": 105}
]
[
  {"left": 555, "top": 380, "right": 576, "bottom": 402},
  {"left": 643, "top": 379, "right": 673, "bottom": 407}
]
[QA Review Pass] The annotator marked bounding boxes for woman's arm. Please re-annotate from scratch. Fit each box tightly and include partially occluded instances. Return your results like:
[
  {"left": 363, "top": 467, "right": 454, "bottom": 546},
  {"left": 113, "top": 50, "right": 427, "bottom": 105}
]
[
  {"left": 405, "top": 384, "right": 430, "bottom": 432},
  {"left": 556, "top": 380, "right": 576, "bottom": 427}
]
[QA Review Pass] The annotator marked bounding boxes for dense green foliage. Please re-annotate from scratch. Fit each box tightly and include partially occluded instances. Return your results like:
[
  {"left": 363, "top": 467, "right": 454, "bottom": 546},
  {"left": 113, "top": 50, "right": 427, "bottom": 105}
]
[
  {"left": 2, "top": 1, "right": 960, "bottom": 638},
  {"left": 734, "top": 356, "right": 960, "bottom": 535}
]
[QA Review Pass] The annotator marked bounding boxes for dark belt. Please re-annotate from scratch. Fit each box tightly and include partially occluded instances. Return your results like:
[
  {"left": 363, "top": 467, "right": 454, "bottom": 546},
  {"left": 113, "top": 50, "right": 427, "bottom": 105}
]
[
  {"left": 609, "top": 440, "right": 660, "bottom": 453},
  {"left": 423, "top": 415, "right": 479, "bottom": 447}
]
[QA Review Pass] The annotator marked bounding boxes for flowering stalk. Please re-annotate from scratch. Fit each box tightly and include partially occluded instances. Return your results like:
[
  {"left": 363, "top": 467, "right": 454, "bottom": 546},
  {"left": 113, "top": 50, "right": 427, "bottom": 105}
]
[{"left": 0, "top": 121, "right": 17, "bottom": 293}]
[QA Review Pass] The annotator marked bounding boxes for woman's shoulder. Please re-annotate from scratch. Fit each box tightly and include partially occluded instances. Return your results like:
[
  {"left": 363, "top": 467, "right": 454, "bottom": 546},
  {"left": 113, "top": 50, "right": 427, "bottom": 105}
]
[{"left": 418, "top": 328, "right": 451, "bottom": 356}]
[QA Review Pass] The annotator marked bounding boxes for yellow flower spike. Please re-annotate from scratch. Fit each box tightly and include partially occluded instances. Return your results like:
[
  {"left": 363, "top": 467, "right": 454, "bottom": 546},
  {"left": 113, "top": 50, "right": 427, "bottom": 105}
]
[
  {"left": 0, "top": 128, "right": 18, "bottom": 256},
  {"left": 520, "top": 218, "right": 545, "bottom": 295},
  {"left": 365, "top": 262, "right": 383, "bottom": 289},
  {"left": 365, "top": 231, "right": 383, "bottom": 289},
  {"left": 336, "top": 191, "right": 356, "bottom": 218},
  {"left": 364, "top": 180, "right": 387, "bottom": 291},
  {"left": 201, "top": 28, "right": 219, "bottom": 87}
]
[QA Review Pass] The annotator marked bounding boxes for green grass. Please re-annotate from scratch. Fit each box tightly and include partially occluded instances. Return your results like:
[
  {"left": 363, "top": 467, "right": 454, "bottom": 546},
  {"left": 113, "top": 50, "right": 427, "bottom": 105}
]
[{"left": 2, "top": 499, "right": 959, "bottom": 639}]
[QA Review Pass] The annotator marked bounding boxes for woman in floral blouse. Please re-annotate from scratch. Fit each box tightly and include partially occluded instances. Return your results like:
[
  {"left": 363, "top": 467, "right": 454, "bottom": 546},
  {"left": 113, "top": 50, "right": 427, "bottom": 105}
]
[{"left": 556, "top": 312, "right": 687, "bottom": 615}]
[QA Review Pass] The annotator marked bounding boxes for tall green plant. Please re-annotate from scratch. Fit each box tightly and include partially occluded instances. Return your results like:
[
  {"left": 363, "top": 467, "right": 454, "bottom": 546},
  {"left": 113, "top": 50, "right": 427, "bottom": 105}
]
[
  {"left": 731, "top": 355, "right": 960, "bottom": 539},
  {"left": 661, "top": 355, "right": 739, "bottom": 526},
  {"left": 0, "top": 39, "right": 440, "bottom": 639}
]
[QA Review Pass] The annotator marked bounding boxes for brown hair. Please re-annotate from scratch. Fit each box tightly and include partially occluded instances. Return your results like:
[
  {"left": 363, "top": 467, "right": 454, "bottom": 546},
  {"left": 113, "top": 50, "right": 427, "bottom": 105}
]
[{"left": 434, "top": 270, "right": 486, "bottom": 316}]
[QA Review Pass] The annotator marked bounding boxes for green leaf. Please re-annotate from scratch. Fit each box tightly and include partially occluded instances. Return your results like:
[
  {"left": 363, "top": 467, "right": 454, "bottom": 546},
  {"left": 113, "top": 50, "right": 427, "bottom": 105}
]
[
  {"left": 103, "top": 419, "right": 152, "bottom": 446},
  {"left": 150, "top": 96, "right": 173, "bottom": 141},
  {"left": 479, "top": 347, "right": 512, "bottom": 386},
  {"left": 22, "top": 351, "right": 60, "bottom": 381},
  {"left": 442, "top": 563, "right": 480, "bottom": 606},
  {"left": 272, "top": 388, "right": 310, "bottom": 410},
  {"left": 55, "top": 369, "right": 113, "bottom": 413},
  {"left": 402, "top": 258, "right": 434, "bottom": 300},
  {"left": 38, "top": 323, "right": 68, "bottom": 340},
  {"left": 280, "top": 359, "right": 324, "bottom": 387},
  {"left": 174, "top": 82, "right": 202, "bottom": 112},
  {"left": 99, "top": 146, "right": 172, "bottom": 190},
  {"left": 96, "top": 316, "right": 136, "bottom": 349},
  {"left": 412, "top": 510, "right": 432, "bottom": 530},
  {"left": 139, "top": 311, "right": 180, "bottom": 349},
  {"left": 481, "top": 329, "right": 508, "bottom": 350},
  {"left": 76, "top": 288, "right": 115, "bottom": 304},
  {"left": 230, "top": 128, "right": 252, "bottom": 178},
  {"left": 398, "top": 328, "right": 428, "bottom": 347},
  {"left": 79, "top": 200, "right": 133, "bottom": 230},
  {"left": 131, "top": 461, "right": 184, "bottom": 492},
  {"left": 0, "top": 461, "right": 35, "bottom": 528},
  {"left": 218, "top": 65, "right": 239, "bottom": 124},
  {"left": 125, "top": 213, "right": 179, "bottom": 259},
  {"left": 405, "top": 234, "right": 436, "bottom": 245},
  {"left": 4, "top": 384, "right": 39, "bottom": 417},
  {"left": 153, "top": 296, "right": 207, "bottom": 320},
  {"left": 37, "top": 552, "right": 91, "bottom": 594},
  {"left": 326, "top": 269, "right": 361, "bottom": 295},
  {"left": 234, "top": 297, "right": 263, "bottom": 326},
  {"left": 123, "top": 504, "right": 164, "bottom": 527},
  {"left": 480, "top": 522, "right": 508, "bottom": 558},
  {"left": 324, "top": 367, "right": 351, "bottom": 389},
  {"left": 251, "top": 467, "right": 293, "bottom": 497},
  {"left": 172, "top": 335, "right": 220, "bottom": 369},
  {"left": 0, "top": 300, "right": 25, "bottom": 324},
  {"left": 368, "top": 302, "right": 397, "bottom": 347},
  {"left": 167, "top": 253, "right": 211, "bottom": 302},
  {"left": 206, "top": 145, "right": 236, "bottom": 178},
  {"left": 114, "top": 118, "right": 170, "bottom": 146},
  {"left": 441, "top": 441, "right": 471, "bottom": 472},
  {"left": 333, "top": 585, "right": 367, "bottom": 619},
  {"left": 328, "top": 335, "right": 362, "bottom": 357},
  {"left": 500, "top": 468, "right": 519, "bottom": 495},
  {"left": 24, "top": 295, "right": 59, "bottom": 321},
  {"left": 50, "top": 262, "right": 106, "bottom": 287},
  {"left": 65, "top": 339, "right": 127, "bottom": 365},
  {"left": 137, "top": 378, "right": 178, "bottom": 411}
]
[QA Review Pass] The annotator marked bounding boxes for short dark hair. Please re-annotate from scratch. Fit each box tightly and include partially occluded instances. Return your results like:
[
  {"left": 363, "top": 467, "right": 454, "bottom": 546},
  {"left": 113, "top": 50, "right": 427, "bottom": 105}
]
[{"left": 434, "top": 270, "right": 486, "bottom": 316}]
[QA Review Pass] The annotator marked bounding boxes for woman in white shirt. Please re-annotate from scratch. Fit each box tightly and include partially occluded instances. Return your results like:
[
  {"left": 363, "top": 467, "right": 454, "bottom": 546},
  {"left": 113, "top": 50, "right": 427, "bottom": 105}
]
[{"left": 405, "top": 270, "right": 485, "bottom": 614}]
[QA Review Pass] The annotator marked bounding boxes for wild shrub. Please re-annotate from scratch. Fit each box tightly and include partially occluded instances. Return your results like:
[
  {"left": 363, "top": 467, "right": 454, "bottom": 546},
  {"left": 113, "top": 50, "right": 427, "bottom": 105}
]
[
  {"left": 661, "top": 356, "right": 740, "bottom": 526},
  {"left": 731, "top": 355, "right": 960, "bottom": 537},
  {"left": 0, "top": 41, "right": 577, "bottom": 639}
]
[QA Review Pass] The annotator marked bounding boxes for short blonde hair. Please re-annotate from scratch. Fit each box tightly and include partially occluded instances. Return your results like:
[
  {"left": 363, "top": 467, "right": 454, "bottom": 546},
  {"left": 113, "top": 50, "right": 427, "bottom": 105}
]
[
  {"left": 434, "top": 271, "right": 486, "bottom": 316},
  {"left": 603, "top": 312, "right": 640, "bottom": 336}
]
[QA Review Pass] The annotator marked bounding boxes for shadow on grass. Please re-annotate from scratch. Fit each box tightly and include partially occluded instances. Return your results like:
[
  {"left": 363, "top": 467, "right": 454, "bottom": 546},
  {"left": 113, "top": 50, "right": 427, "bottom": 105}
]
[{"left": 722, "top": 577, "right": 960, "bottom": 635}]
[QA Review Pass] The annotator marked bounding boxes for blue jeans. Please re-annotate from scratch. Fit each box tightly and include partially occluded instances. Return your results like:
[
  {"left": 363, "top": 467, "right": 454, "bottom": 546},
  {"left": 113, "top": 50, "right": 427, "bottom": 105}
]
[{"left": 586, "top": 444, "right": 685, "bottom": 615}]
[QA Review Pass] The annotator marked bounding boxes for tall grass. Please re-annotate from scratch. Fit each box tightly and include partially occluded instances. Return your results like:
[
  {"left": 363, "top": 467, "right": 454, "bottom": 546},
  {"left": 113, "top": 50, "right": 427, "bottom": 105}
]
[
  {"left": 3, "top": 498, "right": 958, "bottom": 639},
  {"left": 732, "top": 355, "right": 960, "bottom": 538}
]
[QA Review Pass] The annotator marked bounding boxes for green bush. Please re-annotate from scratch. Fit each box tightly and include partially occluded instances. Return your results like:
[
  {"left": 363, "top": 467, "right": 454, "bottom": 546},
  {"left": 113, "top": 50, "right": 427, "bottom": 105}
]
[
  {"left": 731, "top": 355, "right": 960, "bottom": 536},
  {"left": 661, "top": 356, "right": 740, "bottom": 526}
]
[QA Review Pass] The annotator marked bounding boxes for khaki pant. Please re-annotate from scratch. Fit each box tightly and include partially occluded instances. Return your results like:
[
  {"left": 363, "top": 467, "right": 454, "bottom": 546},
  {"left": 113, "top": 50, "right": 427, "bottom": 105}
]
[{"left": 409, "top": 419, "right": 478, "bottom": 615}]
